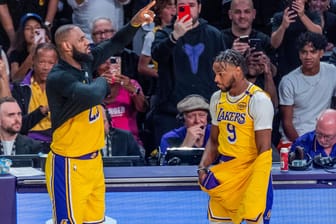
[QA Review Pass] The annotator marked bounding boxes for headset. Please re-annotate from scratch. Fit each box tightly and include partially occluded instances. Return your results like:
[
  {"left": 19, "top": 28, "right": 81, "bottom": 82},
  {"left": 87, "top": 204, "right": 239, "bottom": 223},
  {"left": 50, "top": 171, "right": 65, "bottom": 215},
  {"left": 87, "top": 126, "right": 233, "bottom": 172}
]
[
  {"left": 288, "top": 146, "right": 313, "bottom": 171},
  {"left": 313, "top": 154, "right": 336, "bottom": 169},
  {"left": 176, "top": 111, "right": 211, "bottom": 125},
  {"left": 311, "top": 136, "right": 336, "bottom": 171}
]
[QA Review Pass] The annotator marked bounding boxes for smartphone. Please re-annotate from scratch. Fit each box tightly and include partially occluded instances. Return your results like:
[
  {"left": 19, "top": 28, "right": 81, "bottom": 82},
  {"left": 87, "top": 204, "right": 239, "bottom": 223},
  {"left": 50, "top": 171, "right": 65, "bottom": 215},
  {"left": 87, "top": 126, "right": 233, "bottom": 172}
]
[
  {"left": 110, "top": 56, "right": 121, "bottom": 65},
  {"left": 288, "top": 0, "right": 297, "bottom": 13},
  {"left": 239, "top": 35, "right": 249, "bottom": 43},
  {"left": 0, "top": 45, "right": 2, "bottom": 59},
  {"left": 109, "top": 56, "right": 121, "bottom": 83},
  {"left": 178, "top": 4, "right": 191, "bottom": 20},
  {"left": 34, "top": 28, "right": 46, "bottom": 44},
  {"left": 110, "top": 57, "right": 117, "bottom": 64},
  {"left": 249, "top": 38, "right": 262, "bottom": 52}
]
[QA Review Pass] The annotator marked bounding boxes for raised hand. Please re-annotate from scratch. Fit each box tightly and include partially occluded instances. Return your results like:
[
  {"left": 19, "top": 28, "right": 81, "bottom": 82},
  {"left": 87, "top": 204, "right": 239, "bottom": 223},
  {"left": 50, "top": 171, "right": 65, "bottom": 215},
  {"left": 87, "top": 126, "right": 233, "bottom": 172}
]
[{"left": 130, "top": 1, "right": 156, "bottom": 27}]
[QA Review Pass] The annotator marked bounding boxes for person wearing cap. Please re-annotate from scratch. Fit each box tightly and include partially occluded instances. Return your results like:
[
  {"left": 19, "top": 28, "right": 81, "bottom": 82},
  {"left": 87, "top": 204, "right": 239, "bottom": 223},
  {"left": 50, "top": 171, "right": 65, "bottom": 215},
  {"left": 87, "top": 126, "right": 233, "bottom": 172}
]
[
  {"left": 160, "top": 94, "right": 211, "bottom": 156},
  {"left": 9, "top": 13, "right": 51, "bottom": 82},
  {"left": 0, "top": 0, "right": 58, "bottom": 52}
]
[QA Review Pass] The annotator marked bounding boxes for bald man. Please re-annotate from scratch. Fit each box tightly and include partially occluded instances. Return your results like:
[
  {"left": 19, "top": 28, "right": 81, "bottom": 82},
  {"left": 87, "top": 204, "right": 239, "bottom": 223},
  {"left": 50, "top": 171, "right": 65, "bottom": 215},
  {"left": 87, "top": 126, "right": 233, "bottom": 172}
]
[
  {"left": 44, "top": 2, "right": 155, "bottom": 223},
  {"left": 290, "top": 109, "right": 336, "bottom": 160}
]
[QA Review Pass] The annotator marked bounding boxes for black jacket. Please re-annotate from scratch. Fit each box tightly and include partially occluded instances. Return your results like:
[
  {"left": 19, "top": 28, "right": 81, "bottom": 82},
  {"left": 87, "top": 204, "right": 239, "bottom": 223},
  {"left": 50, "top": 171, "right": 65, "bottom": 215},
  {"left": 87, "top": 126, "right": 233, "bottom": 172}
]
[
  {"left": 0, "top": 134, "right": 45, "bottom": 155},
  {"left": 106, "top": 128, "right": 141, "bottom": 156},
  {"left": 47, "top": 24, "right": 138, "bottom": 130},
  {"left": 11, "top": 71, "right": 48, "bottom": 135},
  {"left": 151, "top": 19, "right": 225, "bottom": 115}
]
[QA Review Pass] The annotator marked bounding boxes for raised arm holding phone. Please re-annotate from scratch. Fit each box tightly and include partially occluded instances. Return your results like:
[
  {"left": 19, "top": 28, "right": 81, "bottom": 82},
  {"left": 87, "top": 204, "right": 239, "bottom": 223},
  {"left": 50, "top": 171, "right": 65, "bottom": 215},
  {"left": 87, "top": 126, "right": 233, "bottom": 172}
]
[{"left": 151, "top": 0, "right": 225, "bottom": 147}]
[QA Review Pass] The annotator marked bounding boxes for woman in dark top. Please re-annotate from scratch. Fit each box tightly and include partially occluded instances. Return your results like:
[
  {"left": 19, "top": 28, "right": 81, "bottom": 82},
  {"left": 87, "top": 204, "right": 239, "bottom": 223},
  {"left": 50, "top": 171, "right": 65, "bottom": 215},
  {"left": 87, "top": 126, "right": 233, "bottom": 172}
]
[{"left": 9, "top": 13, "right": 50, "bottom": 82}]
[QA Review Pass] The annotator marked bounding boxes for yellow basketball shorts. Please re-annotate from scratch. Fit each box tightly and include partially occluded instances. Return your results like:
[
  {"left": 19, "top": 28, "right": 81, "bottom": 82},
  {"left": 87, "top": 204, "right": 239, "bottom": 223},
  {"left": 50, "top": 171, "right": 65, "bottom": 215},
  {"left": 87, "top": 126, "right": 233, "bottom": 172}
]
[
  {"left": 45, "top": 151, "right": 105, "bottom": 223},
  {"left": 200, "top": 150, "right": 272, "bottom": 224}
]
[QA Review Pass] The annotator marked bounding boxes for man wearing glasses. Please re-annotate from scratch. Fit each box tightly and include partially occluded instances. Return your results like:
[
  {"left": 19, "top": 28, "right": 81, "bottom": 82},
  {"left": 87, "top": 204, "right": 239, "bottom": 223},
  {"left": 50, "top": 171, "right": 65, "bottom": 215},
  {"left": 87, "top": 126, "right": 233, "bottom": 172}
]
[
  {"left": 91, "top": 17, "right": 139, "bottom": 80},
  {"left": 91, "top": 17, "right": 116, "bottom": 44},
  {"left": 290, "top": 109, "right": 336, "bottom": 160}
]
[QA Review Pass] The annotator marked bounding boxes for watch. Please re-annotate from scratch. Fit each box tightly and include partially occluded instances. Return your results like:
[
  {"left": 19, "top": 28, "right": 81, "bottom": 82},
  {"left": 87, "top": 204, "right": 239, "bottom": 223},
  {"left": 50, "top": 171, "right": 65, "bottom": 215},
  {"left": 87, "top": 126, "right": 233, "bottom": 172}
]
[
  {"left": 44, "top": 21, "right": 52, "bottom": 28},
  {"left": 197, "top": 167, "right": 209, "bottom": 175},
  {"left": 132, "top": 87, "right": 141, "bottom": 96}
]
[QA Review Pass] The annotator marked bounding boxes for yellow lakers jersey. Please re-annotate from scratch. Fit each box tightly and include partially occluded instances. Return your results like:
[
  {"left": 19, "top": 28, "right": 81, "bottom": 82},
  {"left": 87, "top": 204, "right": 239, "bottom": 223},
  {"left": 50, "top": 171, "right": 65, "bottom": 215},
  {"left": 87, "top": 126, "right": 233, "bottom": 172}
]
[
  {"left": 216, "top": 84, "right": 264, "bottom": 159},
  {"left": 51, "top": 105, "right": 104, "bottom": 157}
]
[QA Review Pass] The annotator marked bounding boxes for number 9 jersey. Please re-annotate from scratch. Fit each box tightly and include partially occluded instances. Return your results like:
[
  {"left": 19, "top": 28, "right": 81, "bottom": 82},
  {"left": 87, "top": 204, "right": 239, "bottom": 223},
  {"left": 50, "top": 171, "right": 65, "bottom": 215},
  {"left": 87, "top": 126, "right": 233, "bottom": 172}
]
[{"left": 210, "top": 83, "right": 274, "bottom": 160}]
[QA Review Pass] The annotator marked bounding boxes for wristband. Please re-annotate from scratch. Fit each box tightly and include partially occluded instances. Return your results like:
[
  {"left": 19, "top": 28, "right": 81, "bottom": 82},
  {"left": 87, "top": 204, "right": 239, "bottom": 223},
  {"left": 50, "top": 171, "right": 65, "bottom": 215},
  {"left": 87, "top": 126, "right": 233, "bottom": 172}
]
[
  {"left": 197, "top": 167, "right": 209, "bottom": 175},
  {"left": 169, "top": 33, "right": 177, "bottom": 44},
  {"left": 130, "top": 21, "right": 141, "bottom": 28},
  {"left": 44, "top": 21, "right": 52, "bottom": 28},
  {"left": 131, "top": 87, "right": 141, "bottom": 96}
]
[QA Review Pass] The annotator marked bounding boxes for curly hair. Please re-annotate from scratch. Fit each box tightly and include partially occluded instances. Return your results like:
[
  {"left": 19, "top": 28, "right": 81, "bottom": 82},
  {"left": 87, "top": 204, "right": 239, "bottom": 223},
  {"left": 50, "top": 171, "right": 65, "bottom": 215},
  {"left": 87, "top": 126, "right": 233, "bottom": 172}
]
[
  {"left": 296, "top": 31, "right": 328, "bottom": 51},
  {"left": 214, "top": 49, "right": 248, "bottom": 75}
]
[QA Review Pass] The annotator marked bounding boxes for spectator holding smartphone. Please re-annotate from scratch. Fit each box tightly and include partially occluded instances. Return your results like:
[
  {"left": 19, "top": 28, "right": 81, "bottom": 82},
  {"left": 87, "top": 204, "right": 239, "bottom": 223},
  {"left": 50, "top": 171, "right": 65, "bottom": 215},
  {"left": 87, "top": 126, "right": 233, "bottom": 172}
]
[
  {"left": 246, "top": 51, "right": 278, "bottom": 108},
  {"left": 151, "top": 0, "right": 226, "bottom": 147},
  {"left": 307, "top": 0, "right": 336, "bottom": 52},
  {"left": 91, "top": 17, "right": 149, "bottom": 158},
  {"left": 222, "top": 0, "right": 277, "bottom": 81},
  {"left": 96, "top": 57, "right": 148, "bottom": 158},
  {"left": 270, "top": 0, "right": 322, "bottom": 77},
  {"left": 0, "top": 0, "right": 58, "bottom": 53},
  {"left": 9, "top": 13, "right": 51, "bottom": 82},
  {"left": 222, "top": 0, "right": 279, "bottom": 149},
  {"left": 222, "top": 0, "right": 275, "bottom": 63}
]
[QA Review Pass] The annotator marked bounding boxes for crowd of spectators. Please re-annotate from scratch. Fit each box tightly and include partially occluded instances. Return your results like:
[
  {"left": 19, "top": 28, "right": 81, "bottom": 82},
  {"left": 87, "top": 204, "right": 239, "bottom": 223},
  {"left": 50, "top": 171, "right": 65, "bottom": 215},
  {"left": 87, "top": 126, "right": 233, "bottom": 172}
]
[{"left": 0, "top": 0, "right": 336, "bottom": 167}]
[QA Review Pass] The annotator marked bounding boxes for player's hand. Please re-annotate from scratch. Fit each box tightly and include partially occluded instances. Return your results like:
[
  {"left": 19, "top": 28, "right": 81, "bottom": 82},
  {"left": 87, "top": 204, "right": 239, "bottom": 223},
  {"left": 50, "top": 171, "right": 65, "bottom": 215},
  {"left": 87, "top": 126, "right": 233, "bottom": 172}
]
[
  {"left": 40, "top": 105, "right": 49, "bottom": 115},
  {"left": 130, "top": 1, "right": 156, "bottom": 27},
  {"left": 198, "top": 170, "right": 208, "bottom": 185}
]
